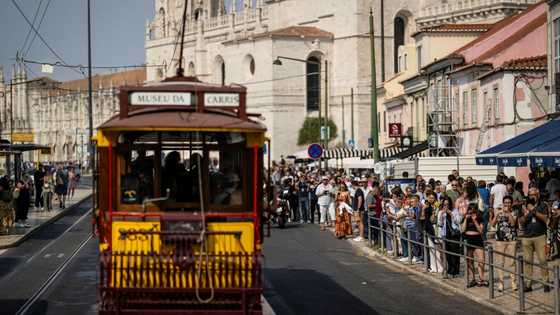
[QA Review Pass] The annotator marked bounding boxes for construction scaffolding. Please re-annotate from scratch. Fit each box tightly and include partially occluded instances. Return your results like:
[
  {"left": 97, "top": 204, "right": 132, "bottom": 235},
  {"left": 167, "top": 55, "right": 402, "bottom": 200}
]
[{"left": 427, "top": 80, "right": 459, "bottom": 156}]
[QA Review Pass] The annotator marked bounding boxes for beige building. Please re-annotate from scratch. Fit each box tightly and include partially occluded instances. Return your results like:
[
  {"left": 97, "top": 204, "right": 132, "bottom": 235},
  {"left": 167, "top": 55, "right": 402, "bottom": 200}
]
[
  {"left": 0, "top": 66, "right": 145, "bottom": 163},
  {"left": 548, "top": 0, "right": 560, "bottom": 112}
]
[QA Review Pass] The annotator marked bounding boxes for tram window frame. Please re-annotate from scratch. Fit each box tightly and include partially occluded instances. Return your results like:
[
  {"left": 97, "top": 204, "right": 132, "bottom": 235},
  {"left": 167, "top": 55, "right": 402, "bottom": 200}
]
[{"left": 114, "top": 131, "right": 248, "bottom": 213}]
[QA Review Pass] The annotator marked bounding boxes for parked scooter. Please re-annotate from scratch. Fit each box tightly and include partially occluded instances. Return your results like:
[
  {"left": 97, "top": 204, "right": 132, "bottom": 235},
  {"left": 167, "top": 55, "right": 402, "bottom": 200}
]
[{"left": 274, "top": 187, "right": 291, "bottom": 228}]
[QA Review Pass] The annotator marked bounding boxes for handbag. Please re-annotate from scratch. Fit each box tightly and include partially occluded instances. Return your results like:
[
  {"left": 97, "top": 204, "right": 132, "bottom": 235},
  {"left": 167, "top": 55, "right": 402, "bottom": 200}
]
[{"left": 446, "top": 214, "right": 460, "bottom": 238}]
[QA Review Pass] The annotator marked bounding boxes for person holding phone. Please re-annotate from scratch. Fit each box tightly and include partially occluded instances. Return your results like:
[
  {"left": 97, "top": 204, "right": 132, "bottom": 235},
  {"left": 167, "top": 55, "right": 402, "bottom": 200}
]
[
  {"left": 490, "top": 196, "right": 517, "bottom": 292},
  {"left": 462, "top": 204, "right": 486, "bottom": 288}
]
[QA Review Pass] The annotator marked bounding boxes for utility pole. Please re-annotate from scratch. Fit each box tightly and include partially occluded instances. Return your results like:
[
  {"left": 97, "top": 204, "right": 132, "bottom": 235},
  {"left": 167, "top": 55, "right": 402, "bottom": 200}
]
[
  {"left": 380, "top": 0, "right": 385, "bottom": 82},
  {"left": 324, "top": 59, "right": 329, "bottom": 169},
  {"left": 318, "top": 96, "right": 322, "bottom": 171},
  {"left": 341, "top": 96, "right": 345, "bottom": 146},
  {"left": 370, "top": 9, "right": 380, "bottom": 162},
  {"left": 87, "top": 0, "right": 94, "bottom": 175},
  {"left": 351, "top": 88, "right": 354, "bottom": 145}
]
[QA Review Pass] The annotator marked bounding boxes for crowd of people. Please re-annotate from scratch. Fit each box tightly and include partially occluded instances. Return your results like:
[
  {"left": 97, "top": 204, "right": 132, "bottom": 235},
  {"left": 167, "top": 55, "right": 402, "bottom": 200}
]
[
  {"left": 270, "top": 159, "right": 560, "bottom": 294},
  {"left": 0, "top": 163, "right": 82, "bottom": 233}
]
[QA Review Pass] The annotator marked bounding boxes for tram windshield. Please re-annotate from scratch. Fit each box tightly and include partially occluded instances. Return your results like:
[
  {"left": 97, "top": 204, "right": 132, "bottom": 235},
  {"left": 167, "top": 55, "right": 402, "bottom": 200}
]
[{"left": 116, "top": 131, "right": 246, "bottom": 212}]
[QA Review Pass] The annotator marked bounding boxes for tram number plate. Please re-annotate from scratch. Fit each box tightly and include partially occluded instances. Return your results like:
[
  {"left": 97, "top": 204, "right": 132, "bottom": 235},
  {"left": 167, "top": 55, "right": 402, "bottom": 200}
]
[{"left": 130, "top": 92, "right": 193, "bottom": 106}]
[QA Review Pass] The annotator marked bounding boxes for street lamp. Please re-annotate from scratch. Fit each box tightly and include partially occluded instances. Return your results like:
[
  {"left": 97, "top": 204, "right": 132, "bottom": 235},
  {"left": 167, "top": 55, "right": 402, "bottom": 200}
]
[{"left": 272, "top": 55, "right": 328, "bottom": 170}]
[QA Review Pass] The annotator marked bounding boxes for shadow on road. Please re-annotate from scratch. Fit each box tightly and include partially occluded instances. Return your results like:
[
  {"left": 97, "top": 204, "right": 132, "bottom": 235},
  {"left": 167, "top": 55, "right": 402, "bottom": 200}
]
[{"left": 264, "top": 268, "right": 379, "bottom": 315}]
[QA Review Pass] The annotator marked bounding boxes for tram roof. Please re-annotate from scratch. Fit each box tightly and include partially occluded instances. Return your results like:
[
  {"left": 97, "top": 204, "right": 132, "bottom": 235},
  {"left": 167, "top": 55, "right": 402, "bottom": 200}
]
[{"left": 99, "top": 76, "right": 266, "bottom": 133}]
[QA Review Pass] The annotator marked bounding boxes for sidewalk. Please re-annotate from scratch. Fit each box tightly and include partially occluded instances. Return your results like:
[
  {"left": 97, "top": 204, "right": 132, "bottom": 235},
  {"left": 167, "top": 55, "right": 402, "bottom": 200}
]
[
  {"left": 346, "top": 237, "right": 555, "bottom": 315},
  {"left": 0, "top": 183, "right": 92, "bottom": 249}
]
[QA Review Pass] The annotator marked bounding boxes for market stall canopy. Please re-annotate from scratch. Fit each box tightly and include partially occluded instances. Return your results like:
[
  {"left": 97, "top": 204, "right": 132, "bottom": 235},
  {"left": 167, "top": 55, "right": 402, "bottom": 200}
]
[
  {"left": 0, "top": 143, "right": 50, "bottom": 153},
  {"left": 380, "top": 141, "right": 429, "bottom": 162},
  {"left": 476, "top": 119, "right": 560, "bottom": 167},
  {"left": 323, "top": 148, "right": 372, "bottom": 159}
]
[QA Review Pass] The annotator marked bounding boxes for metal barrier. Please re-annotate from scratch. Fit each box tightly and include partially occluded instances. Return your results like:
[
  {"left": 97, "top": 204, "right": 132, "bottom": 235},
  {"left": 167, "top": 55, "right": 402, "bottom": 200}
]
[{"left": 366, "top": 213, "right": 560, "bottom": 315}]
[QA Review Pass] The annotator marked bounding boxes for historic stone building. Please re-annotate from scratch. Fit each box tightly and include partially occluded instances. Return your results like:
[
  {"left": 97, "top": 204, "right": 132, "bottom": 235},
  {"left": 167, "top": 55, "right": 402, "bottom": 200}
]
[
  {"left": 0, "top": 65, "right": 145, "bottom": 163},
  {"left": 145, "top": 0, "right": 537, "bottom": 160}
]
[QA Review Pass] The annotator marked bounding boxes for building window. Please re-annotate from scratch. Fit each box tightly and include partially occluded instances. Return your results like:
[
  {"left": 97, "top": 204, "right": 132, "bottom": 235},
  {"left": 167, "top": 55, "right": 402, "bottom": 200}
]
[
  {"left": 383, "top": 111, "right": 387, "bottom": 132},
  {"left": 250, "top": 58, "right": 255, "bottom": 75},
  {"left": 493, "top": 86, "right": 500, "bottom": 123},
  {"left": 306, "top": 56, "right": 321, "bottom": 112},
  {"left": 221, "top": 62, "right": 226, "bottom": 86},
  {"left": 416, "top": 46, "right": 422, "bottom": 71},
  {"left": 394, "top": 16, "right": 406, "bottom": 73},
  {"left": 555, "top": 18, "right": 560, "bottom": 73},
  {"left": 462, "top": 90, "right": 468, "bottom": 128},
  {"left": 483, "top": 91, "right": 488, "bottom": 124},
  {"left": 403, "top": 53, "right": 407, "bottom": 71},
  {"left": 471, "top": 88, "right": 477, "bottom": 127}
]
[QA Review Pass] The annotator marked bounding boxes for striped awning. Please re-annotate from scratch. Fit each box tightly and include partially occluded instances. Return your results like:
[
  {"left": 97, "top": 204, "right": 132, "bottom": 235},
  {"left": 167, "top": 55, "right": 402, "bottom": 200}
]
[{"left": 323, "top": 148, "right": 372, "bottom": 159}]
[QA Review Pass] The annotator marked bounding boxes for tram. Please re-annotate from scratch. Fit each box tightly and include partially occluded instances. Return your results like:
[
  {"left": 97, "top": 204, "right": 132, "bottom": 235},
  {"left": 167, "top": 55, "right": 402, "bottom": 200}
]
[{"left": 95, "top": 75, "right": 267, "bottom": 314}]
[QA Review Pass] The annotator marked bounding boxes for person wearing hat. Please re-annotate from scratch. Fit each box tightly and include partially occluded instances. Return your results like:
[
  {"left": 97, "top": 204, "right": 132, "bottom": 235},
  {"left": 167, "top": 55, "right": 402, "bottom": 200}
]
[{"left": 315, "top": 176, "right": 333, "bottom": 230}]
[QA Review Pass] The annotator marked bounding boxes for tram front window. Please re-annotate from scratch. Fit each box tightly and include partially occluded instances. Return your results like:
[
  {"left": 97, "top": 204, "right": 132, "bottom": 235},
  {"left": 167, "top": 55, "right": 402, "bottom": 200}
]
[{"left": 116, "top": 131, "right": 245, "bottom": 212}]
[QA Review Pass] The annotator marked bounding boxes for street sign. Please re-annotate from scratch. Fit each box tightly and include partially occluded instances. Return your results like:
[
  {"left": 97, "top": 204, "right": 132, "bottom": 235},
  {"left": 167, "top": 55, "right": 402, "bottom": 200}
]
[
  {"left": 11, "top": 133, "right": 34, "bottom": 142},
  {"left": 307, "top": 143, "right": 323, "bottom": 160},
  {"left": 348, "top": 139, "right": 355, "bottom": 148},
  {"left": 320, "top": 126, "right": 331, "bottom": 141},
  {"left": 401, "top": 136, "right": 412, "bottom": 148}
]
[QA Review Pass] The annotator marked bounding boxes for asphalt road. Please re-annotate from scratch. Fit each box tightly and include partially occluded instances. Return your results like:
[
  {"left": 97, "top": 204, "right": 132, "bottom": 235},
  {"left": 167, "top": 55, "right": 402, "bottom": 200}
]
[
  {"left": 263, "top": 223, "right": 500, "bottom": 315},
  {"left": 0, "top": 197, "right": 95, "bottom": 315}
]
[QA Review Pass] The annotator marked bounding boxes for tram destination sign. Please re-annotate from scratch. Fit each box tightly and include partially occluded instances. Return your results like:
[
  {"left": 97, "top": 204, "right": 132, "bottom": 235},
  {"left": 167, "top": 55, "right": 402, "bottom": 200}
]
[
  {"left": 205, "top": 93, "right": 240, "bottom": 107},
  {"left": 129, "top": 92, "right": 193, "bottom": 106}
]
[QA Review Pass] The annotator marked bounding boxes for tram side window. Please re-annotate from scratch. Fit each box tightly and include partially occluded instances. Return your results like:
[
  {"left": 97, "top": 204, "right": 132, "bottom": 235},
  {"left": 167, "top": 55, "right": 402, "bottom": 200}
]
[
  {"left": 121, "top": 149, "right": 155, "bottom": 204},
  {"left": 209, "top": 149, "right": 244, "bottom": 209}
]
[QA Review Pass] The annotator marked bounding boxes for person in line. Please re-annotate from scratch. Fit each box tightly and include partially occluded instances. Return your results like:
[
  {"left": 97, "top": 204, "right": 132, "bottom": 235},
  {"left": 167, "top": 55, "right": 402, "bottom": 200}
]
[
  {"left": 13, "top": 180, "right": 31, "bottom": 228},
  {"left": 334, "top": 184, "right": 352, "bottom": 239},
  {"left": 54, "top": 165, "right": 69, "bottom": 209},
  {"left": 316, "top": 176, "right": 333, "bottom": 231},
  {"left": 519, "top": 189, "right": 550, "bottom": 292},
  {"left": 296, "top": 176, "right": 310, "bottom": 224},
  {"left": 462, "top": 204, "right": 487, "bottom": 288},
  {"left": 423, "top": 192, "right": 442, "bottom": 273},
  {"left": 67, "top": 167, "right": 78, "bottom": 200},
  {"left": 352, "top": 177, "right": 366, "bottom": 242},
  {"left": 490, "top": 196, "right": 518, "bottom": 292},
  {"left": 42, "top": 173, "right": 54, "bottom": 212},
  {"left": 438, "top": 196, "right": 462, "bottom": 277},
  {"left": 490, "top": 175, "right": 508, "bottom": 215},
  {"left": 33, "top": 165, "right": 45, "bottom": 210},
  {"left": 408, "top": 195, "right": 423, "bottom": 263},
  {"left": 366, "top": 185, "right": 382, "bottom": 243}
]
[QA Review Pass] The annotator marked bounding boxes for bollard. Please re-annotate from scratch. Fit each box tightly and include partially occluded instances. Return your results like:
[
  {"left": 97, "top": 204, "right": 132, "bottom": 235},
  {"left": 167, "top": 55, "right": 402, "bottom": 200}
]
[
  {"left": 487, "top": 245, "right": 494, "bottom": 299},
  {"left": 407, "top": 228, "right": 413, "bottom": 265},
  {"left": 368, "top": 212, "right": 372, "bottom": 247},
  {"left": 442, "top": 239, "right": 448, "bottom": 278},
  {"left": 380, "top": 219, "right": 385, "bottom": 252},
  {"left": 554, "top": 266, "right": 560, "bottom": 315},
  {"left": 517, "top": 253, "right": 525, "bottom": 312},
  {"left": 423, "top": 232, "right": 429, "bottom": 272},
  {"left": 392, "top": 221, "right": 398, "bottom": 257},
  {"left": 464, "top": 239, "right": 469, "bottom": 288}
]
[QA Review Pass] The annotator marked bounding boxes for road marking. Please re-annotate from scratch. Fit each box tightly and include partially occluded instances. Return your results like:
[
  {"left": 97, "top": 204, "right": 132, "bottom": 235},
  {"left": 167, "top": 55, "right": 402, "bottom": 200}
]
[
  {"left": 25, "top": 208, "right": 92, "bottom": 265},
  {"left": 262, "top": 295, "right": 276, "bottom": 315},
  {"left": 57, "top": 253, "right": 64, "bottom": 258},
  {"left": 0, "top": 249, "right": 7, "bottom": 256},
  {"left": 44, "top": 254, "right": 52, "bottom": 258}
]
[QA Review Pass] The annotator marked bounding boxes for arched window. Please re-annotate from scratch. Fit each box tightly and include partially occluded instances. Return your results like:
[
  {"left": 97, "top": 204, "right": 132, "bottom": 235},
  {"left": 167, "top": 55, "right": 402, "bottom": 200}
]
[
  {"left": 187, "top": 62, "right": 195, "bottom": 76},
  {"left": 158, "top": 8, "right": 166, "bottom": 37},
  {"left": 214, "top": 56, "right": 226, "bottom": 85},
  {"left": 221, "top": 62, "right": 226, "bottom": 86},
  {"left": 194, "top": 8, "right": 203, "bottom": 21},
  {"left": 394, "top": 16, "right": 405, "bottom": 73},
  {"left": 306, "top": 56, "right": 321, "bottom": 112}
]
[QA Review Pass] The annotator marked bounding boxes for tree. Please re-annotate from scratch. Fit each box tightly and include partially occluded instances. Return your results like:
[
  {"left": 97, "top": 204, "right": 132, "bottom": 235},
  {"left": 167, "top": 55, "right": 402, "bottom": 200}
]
[{"left": 297, "top": 117, "right": 338, "bottom": 145}]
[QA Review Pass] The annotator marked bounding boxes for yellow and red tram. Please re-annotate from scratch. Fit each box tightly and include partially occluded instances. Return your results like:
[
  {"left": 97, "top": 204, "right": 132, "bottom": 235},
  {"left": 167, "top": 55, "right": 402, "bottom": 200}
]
[{"left": 94, "top": 76, "right": 267, "bottom": 314}]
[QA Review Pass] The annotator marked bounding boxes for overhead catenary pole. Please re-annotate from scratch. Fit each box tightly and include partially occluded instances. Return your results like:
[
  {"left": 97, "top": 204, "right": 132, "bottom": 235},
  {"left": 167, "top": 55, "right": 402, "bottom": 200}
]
[
  {"left": 177, "top": 0, "right": 189, "bottom": 76},
  {"left": 87, "top": 0, "right": 93, "bottom": 174},
  {"left": 369, "top": 8, "right": 380, "bottom": 162},
  {"left": 380, "top": 0, "right": 385, "bottom": 82},
  {"left": 341, "top": 96, "right": 345, "bottom": 146},
  {"left": 351, "top": 88, "right": 354, "bottom": 144},
  {"left": 324, "top": 59, "right": 329, "bottom": 169},
  {"left": 318, "top": 88, "right": 322, "bottom": 171}
]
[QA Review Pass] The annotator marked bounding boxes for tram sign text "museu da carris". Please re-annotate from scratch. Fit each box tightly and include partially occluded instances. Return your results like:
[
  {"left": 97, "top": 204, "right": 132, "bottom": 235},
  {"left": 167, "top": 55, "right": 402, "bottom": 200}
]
[
  {"left": 129, "top": 92, "right": 193, "bottom": 106},
  {"left": 204, "top": 93, "right": 240, "bottom": 107}
]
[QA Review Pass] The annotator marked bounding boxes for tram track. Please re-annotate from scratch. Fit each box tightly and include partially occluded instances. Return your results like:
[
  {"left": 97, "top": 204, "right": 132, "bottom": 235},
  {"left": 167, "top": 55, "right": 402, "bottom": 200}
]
[{"left": 15, "top": 232, "right": 93, "bottom": 315}]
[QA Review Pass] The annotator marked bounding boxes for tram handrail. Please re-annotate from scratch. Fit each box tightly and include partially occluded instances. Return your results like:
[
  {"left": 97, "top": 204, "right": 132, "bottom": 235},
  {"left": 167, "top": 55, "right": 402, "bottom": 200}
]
[{"left": 142, "top": 188, "right": 171, "bottom": 213}]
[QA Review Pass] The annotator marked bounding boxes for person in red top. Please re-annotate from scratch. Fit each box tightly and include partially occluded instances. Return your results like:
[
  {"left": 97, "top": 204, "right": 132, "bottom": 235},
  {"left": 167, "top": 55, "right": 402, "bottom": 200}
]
[{"left": 366, "top": 184, "right": 382, "bottom": 242}]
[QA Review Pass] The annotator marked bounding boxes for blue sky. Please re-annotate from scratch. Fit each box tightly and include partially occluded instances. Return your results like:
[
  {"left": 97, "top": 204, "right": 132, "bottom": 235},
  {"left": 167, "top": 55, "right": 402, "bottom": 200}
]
[{"left": 0, "top": 0, "right": 154, "bottom": 82}]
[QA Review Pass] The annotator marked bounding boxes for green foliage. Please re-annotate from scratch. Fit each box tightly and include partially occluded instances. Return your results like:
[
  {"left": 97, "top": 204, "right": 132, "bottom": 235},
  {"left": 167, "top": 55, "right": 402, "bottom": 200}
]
[{"left": 297, "top": 117, "right": 338, "bottom": 145}]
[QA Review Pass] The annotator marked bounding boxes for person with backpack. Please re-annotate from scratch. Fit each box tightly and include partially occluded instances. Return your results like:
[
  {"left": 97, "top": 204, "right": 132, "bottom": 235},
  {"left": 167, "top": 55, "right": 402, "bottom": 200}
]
[
  {"left": 55, "top": 166, "right": 69, "bottom": 209},
  {"left": 13, "top": 180, "right": 31, "bottom": 228}
]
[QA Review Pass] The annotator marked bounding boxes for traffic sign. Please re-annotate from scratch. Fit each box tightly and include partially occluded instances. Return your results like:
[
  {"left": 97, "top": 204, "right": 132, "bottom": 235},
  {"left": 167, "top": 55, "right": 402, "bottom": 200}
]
[
  {"left": 348, "top": 139, "right": 355, "bottom": 148},
  {"left": 307, "top": 143, "right": 323, "bottom": 160}
]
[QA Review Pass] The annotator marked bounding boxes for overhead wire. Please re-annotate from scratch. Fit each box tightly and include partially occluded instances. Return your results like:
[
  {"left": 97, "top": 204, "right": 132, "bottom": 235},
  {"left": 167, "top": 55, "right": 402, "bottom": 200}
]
[
  {"left": 11, "top": 0, "right": 83, "bottom": 77},
  {"left": 24, "top": 0, "right": 53, "bottom": 57},
  {"left": 22, "top": 58, "right": 165, "bottom": 71},
  {"left": 19, "top": 0, "right": 45, "bottom": 55}
]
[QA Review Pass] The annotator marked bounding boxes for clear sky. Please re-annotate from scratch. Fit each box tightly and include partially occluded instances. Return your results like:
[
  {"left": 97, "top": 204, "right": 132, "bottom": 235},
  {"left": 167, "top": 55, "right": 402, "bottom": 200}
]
[{"left": 0, "top": 0, "right": 154, "bottom": 82}]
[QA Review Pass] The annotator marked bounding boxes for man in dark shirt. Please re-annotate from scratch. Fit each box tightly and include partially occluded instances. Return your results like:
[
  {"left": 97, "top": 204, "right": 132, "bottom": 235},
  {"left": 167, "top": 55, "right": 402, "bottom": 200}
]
[
  {"left": 352, "top": 178, "right": 366, "bottom": 241},
  {"left": 34, "top": 165, "right": 45, "bottom": 210},
  {"left": 519, "top": 188, "right": 550, "bottom": 292},
  {"left": 297, "top": 177, "right": 310, "bottom": 223},
  {"left": 366, "top": 185, "right": 382, "bottom": 242}
]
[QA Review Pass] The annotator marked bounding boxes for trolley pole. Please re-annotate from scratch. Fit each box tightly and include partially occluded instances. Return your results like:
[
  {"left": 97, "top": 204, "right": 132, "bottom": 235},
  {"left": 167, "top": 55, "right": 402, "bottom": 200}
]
[
  {"left": 87, "top": 0, "right": 94, "bottom": 175},
  {"left": 369, "top": 8, "right": 380, "bottom": 162}
]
